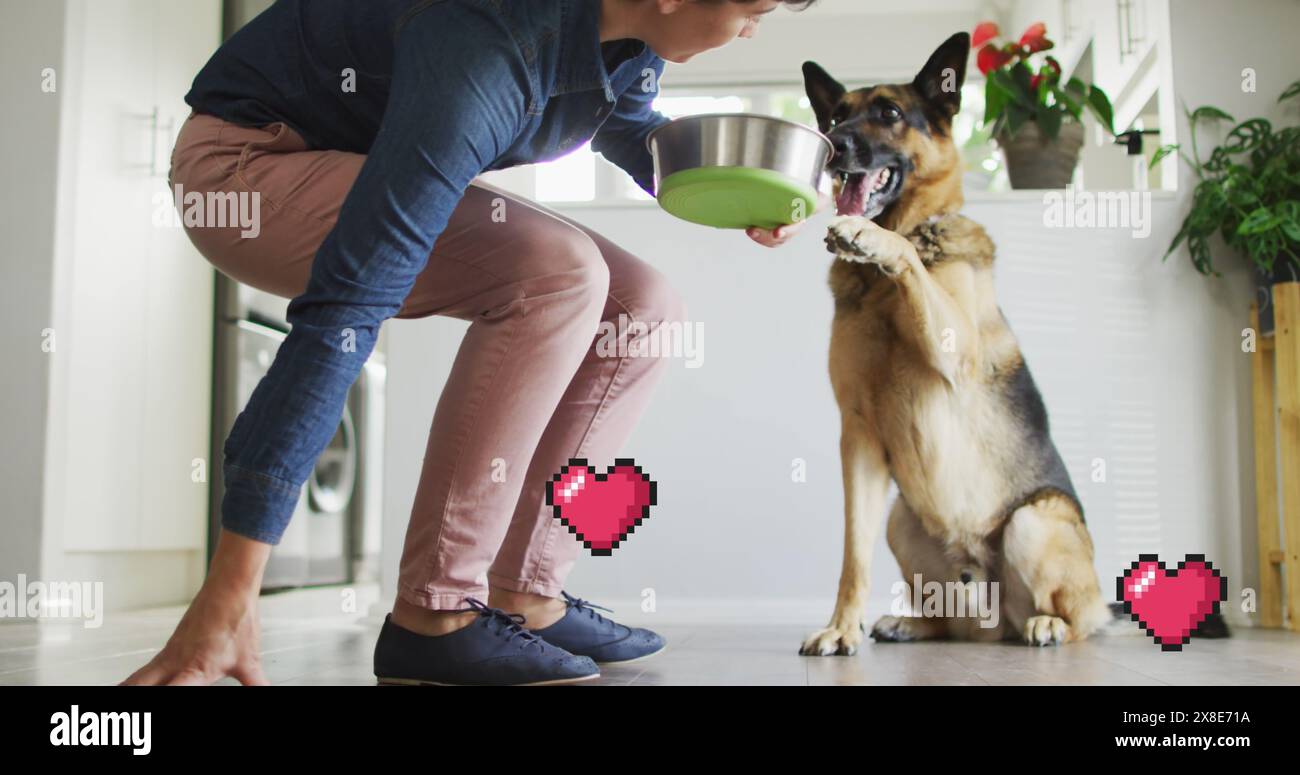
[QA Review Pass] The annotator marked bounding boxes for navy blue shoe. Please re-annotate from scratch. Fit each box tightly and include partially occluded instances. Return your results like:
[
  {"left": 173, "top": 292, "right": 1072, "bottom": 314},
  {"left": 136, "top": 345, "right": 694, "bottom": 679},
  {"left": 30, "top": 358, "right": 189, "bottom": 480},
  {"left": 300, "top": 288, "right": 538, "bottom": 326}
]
[
  {"left": 374, "top": 598, "right": 599, "bottom": 686},
  {"left": 527, "top": 592, "right": 666, "bottom": 665}
]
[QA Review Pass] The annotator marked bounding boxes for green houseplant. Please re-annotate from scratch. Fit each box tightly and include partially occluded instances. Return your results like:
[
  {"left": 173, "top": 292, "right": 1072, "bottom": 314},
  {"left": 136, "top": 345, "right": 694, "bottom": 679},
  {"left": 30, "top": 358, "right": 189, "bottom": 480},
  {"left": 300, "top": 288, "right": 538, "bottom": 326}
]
[
  {"left": 974, "top": 21, "right": 1117, "bottom": 189},
  {"left": 1153, "top": 80, "right": 1300, "bottom": 333}
]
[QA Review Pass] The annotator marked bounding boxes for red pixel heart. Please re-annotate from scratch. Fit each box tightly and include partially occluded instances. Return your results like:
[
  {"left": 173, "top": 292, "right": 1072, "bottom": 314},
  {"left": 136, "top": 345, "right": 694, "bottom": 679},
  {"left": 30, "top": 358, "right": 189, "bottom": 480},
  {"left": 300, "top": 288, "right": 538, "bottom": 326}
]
[
  {"left": 546, "top": 458, "right": 656, "bottom": 556},
  {"left": 1117, "top": 554, "right": 1226, "bottom": 651}
]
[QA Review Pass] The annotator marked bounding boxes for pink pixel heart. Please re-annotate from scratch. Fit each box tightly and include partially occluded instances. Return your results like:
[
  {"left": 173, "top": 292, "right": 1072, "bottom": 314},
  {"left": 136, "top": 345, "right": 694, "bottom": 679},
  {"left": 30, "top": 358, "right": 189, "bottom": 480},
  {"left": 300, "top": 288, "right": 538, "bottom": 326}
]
[
  {"left": 546, "top": 458, "right": 656, "bottom": 556},
  {"left": 1117, "top": 554, "right": 1226, "bottom": 651}
]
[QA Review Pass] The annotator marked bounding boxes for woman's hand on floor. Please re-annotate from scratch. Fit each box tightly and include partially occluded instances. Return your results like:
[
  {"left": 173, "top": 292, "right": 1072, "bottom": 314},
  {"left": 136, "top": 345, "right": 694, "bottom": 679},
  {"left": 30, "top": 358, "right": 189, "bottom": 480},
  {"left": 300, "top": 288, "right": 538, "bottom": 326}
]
[
  {"left": 120, "top": 587, "right": 268, "bottom": 686},
  {"left": 121, "top": 529, "right": 272, "bottom": 686}
]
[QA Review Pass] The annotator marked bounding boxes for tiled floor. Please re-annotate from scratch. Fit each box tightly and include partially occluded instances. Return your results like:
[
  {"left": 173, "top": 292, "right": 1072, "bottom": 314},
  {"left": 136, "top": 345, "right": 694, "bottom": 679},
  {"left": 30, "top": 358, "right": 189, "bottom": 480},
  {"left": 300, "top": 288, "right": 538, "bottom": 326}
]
[{"left": 3, "top": 586, "right": 1298, "bottom": 686}]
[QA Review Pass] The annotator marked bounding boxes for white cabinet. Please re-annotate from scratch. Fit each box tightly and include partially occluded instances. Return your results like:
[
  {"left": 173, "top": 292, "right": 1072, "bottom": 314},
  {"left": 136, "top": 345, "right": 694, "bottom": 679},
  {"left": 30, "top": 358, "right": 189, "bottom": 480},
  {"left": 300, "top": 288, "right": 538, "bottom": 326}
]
[
  {"left": 50, "top": 0, "right": 221, "bottom": 553},
  {"left": 1091, "top": 0, "right": 1160, "bottom": 100},
  {"left": 141, "top": 0, "right": 224, "bottom": 550}
]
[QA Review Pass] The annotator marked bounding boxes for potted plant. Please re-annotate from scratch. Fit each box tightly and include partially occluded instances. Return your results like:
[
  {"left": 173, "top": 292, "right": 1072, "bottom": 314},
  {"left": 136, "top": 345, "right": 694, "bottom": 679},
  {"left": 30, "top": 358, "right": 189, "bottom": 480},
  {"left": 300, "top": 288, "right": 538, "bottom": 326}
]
[
  {"left": 1153, "top": 81, "right": 1300, "bottom": 334},
  {"left": 974, "top": 21, "right": 1117, "bottom": 189}
]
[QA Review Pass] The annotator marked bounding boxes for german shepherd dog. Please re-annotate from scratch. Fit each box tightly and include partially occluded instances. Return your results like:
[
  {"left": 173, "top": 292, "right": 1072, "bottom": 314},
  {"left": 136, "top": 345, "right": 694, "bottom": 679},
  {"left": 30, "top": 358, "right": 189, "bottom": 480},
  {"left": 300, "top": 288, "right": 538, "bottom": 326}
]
[{"left": 797, "top": 33, "right": 1113, "bottom": 655}]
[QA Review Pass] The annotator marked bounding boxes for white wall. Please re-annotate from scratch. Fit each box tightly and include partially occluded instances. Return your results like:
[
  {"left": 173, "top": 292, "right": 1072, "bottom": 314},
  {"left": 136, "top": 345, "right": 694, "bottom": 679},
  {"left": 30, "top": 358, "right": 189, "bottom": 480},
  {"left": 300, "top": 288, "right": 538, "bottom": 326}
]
[{"left": 0, "top": 0, "right": 67, "bottom": 584}]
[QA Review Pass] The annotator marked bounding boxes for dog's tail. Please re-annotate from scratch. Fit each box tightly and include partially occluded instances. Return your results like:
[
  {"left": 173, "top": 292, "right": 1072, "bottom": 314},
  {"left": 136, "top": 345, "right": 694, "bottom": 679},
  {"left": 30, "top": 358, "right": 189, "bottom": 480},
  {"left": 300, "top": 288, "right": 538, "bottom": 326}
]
[{"left": 1102, "top": 602, "right": 1231, "bottom": 638}]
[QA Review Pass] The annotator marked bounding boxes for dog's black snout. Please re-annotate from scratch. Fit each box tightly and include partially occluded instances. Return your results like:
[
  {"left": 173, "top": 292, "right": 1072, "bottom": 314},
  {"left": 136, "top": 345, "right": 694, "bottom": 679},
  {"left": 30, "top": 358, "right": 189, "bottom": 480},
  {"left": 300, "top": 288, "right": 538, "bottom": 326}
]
[
  {"left": 959, "top": 570, "right": 974, "bottom": 584},
  {"left": 829, "top": 133, "right": 854, "bottom": 163},
  {"left": 829, "top": 132, "right": 872, "bottom": 171}
]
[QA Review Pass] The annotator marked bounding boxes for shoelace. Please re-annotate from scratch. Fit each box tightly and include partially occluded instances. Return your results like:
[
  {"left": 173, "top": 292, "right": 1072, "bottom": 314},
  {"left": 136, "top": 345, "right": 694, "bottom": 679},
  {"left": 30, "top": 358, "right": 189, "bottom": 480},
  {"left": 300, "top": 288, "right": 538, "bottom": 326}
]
[
  {"left": 458, "top": 597, "right": 545, "bottom": 651},
  {"left": 561, "top": 591, "right": 615, "bottom": 624}
]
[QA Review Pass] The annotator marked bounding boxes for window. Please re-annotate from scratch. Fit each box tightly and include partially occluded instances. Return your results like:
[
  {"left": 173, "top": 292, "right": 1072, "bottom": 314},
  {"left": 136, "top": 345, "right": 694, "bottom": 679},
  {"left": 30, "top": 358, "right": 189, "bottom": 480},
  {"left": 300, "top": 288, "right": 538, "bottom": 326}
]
[
  {"left": 656, "top": 94, "right": 748, "bottom": 117},
  {"left": 535, "top": 144, "right": 597, "bottom": 202}
]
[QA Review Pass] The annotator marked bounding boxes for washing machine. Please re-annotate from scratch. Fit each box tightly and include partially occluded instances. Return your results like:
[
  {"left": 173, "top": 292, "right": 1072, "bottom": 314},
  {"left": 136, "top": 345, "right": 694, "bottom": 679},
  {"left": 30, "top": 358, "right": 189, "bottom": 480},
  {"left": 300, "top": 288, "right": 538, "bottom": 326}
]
[{"left": 209, "top": 283, "right": 385, "bottom": 590}]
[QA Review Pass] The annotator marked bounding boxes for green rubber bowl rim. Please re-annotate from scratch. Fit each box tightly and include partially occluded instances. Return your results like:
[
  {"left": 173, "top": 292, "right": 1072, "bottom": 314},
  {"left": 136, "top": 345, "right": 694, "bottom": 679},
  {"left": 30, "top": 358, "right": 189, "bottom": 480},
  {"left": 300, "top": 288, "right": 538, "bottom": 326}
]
[{"left": 656, "top": 166, "right": 818, "bottom": 231}]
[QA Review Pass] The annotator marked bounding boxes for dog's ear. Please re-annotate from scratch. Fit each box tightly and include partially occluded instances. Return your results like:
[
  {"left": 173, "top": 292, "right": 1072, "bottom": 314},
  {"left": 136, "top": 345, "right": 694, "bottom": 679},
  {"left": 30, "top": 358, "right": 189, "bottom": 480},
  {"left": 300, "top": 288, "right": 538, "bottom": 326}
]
[
  {"left": 913, "top": 32, "right": 970, "bottom": 118},
  {"left": 803, "top": 61, "right": 846, "bottom": 133}
]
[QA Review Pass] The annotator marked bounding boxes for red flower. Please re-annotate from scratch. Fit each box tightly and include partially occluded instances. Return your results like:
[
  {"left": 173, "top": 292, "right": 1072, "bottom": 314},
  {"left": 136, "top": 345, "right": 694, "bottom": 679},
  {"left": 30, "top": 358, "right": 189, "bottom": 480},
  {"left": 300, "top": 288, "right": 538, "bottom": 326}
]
[
  {"left": 1025, "top": 36, "right": 1055, "bottom": 54},
  {"left": 1019, "top": 22, "right": 1050, "bottom": 46},
  {"left": 976, "top": 44, "right": 1014, "bottom": 75},
  {"left": 1020, "top": 22, "right": 1052, "bottom": 53},
  {"left": 972, "top": 21, "right": 999, "bottom": 48}
]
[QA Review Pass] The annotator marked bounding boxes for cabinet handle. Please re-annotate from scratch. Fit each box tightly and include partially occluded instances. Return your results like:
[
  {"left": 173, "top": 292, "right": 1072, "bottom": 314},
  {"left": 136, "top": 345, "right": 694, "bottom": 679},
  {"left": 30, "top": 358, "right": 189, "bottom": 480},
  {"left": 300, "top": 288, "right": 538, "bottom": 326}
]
[
  {"left": 1116, "top": 0, "right": 1128, "bottom": 62},
  {"left": 1062, "top": 0, "right": 1077, "bottom": 43},
  {"left": 151, "top": 108, "right": 176, "bottom": 178},
  {"left": 130, "top": 107, "right": 176, "bottom": 177},
  {"left": 1116, "top": 0, "right": 1145, "bottom": 63}
]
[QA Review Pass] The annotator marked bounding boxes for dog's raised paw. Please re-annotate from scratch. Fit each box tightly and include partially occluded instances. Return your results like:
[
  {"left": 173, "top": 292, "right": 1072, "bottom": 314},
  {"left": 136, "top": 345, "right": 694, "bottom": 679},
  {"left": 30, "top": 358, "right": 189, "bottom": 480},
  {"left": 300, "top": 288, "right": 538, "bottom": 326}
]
[
  {"left": 799, "top": 625, "right": 863, "bottom": 656},
  {"left": 825, "top": 216, "right": 878, "bottom": 262},
  {"left": 870, "top": 615, "right": 920, "bottom": 643},
  {"left": 825, "top": 216, "right": 907, "bottom": 275},
  {"left": 1024, "top": 615, "right": 1068, "bottom": 646}
]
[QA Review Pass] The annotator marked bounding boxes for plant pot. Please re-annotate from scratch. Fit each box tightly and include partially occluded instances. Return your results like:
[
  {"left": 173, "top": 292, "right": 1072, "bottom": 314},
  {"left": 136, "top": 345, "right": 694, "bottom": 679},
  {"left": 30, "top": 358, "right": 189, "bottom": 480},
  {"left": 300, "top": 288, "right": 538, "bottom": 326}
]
[
  {"left": 996, "top": 121, "right": 1085, "bottom": 190},
  {"left": 1255, "top": 259, "right": 1300, "bottom": 336}
]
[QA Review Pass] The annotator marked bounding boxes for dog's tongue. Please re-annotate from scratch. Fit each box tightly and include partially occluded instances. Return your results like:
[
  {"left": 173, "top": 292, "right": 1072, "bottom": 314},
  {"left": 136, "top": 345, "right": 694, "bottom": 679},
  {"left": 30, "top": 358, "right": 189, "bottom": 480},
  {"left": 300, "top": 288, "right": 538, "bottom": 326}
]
[{"left": 835, "top": 169, "right": 887, "bottom": 216}]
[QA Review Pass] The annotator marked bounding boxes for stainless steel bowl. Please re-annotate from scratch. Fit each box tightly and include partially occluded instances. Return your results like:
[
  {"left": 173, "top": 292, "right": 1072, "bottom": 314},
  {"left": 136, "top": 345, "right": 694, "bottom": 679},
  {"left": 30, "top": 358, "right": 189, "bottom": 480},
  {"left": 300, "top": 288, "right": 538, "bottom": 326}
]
[{"left": 646, "top": 113, "right": 834, "bottom": 196}]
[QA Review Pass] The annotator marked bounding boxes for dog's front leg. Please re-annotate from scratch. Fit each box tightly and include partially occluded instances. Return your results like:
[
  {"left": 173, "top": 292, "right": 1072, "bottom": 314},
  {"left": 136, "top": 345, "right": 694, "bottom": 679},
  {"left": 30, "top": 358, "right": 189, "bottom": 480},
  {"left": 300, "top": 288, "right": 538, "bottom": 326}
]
[
  {"left": 799, "top": 417, "right": 890, "bottom": 656},
  {"left": 826, "top": 216, "right": 978, "bottom": 386}
]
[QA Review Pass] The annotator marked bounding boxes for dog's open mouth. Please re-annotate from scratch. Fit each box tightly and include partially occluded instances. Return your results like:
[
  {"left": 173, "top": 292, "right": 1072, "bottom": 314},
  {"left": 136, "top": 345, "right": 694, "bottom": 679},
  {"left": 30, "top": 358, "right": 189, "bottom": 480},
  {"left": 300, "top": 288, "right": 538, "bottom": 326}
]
[{"left": 835, "top": 166, "right": 902, "bottom": 217}]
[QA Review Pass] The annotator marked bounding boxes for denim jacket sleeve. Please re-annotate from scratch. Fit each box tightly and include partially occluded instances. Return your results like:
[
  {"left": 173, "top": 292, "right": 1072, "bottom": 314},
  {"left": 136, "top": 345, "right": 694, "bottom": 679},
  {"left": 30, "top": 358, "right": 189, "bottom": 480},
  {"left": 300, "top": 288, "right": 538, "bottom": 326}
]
[
  {"left": 591, "top": 57, "right": 671, "bottom": 195},
  {"left": 219, "top": 2, "right": 531, "bottom": 544}
]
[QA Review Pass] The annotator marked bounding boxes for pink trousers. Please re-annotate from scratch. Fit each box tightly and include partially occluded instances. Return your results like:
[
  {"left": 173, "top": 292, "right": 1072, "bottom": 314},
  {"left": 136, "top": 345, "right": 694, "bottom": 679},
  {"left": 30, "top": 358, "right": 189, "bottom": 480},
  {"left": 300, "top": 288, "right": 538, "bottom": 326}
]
[{"left": 170, "top": 112, "right": 685, "bottom": 610}]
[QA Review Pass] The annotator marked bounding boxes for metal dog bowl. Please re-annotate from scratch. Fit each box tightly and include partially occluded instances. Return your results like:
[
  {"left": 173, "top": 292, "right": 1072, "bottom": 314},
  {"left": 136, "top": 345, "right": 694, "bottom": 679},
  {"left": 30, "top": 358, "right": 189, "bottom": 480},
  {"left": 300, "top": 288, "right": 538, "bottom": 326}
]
[{"left": 647, "top": 113, "right": 833, "bottom": 230}]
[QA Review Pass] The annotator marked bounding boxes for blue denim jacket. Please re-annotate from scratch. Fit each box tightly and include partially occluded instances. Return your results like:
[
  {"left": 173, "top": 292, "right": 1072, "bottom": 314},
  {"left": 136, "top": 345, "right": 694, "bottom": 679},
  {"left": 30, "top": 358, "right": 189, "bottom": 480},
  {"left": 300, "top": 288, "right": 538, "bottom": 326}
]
[{"left": 185, "top": 0, "right": 670, "bottom": 544}]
